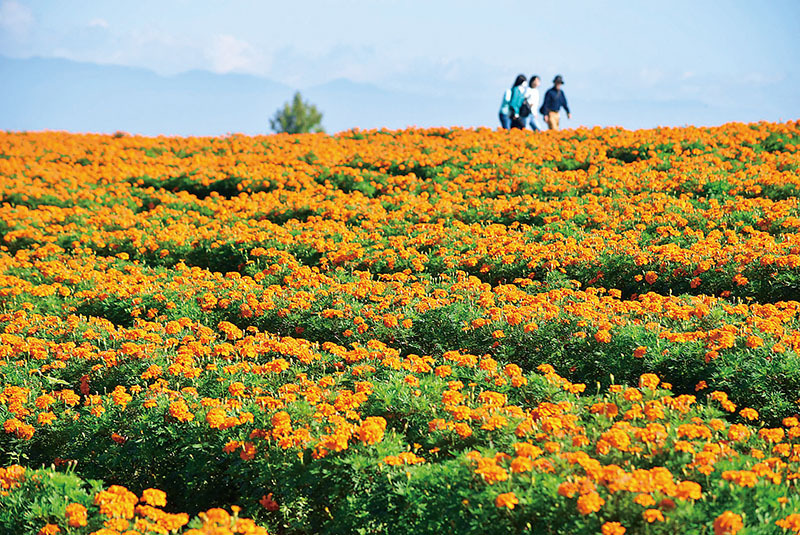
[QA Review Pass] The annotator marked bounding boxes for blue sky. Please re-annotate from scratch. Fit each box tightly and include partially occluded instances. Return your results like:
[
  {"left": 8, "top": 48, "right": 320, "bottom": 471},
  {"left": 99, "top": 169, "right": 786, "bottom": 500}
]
[{"left": 1, "top": 0, "right": 799, "bottom": 132}]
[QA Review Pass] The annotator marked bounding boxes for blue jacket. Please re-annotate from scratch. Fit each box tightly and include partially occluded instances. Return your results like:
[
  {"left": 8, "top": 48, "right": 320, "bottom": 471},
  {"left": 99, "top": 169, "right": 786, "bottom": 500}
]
[
  {"left": 540, "top": 87, "right": 570, "bottom": 115},
  {"left": 500, "top": 86, "right": 526, "bottom": 116},
  {"left": 508, "top": 86, "right": 526, "bottom": 115}
]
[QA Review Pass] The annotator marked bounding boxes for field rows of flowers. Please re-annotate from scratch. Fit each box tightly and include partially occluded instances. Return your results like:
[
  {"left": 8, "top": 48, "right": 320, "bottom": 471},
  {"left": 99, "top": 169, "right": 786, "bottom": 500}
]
[{"left": 1, "top": 122, "right": 799, "bottom": 533}]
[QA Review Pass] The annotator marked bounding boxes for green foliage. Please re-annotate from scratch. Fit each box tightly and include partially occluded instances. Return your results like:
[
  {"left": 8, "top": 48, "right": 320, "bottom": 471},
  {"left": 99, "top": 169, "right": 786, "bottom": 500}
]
[
  {"left": 0, "top": 467, "right": 103, "bottom": 533},
  {"left": 270, "top": 92, "right": 325, "bottom": 134}
]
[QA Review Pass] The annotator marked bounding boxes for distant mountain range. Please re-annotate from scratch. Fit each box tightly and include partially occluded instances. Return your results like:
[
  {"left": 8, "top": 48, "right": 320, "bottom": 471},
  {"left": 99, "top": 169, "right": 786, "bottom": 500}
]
[
  {"left": 0, "top": 56, "right": 491, "bottom": 135},
  {"left": 1, "top": 55, "right": 797, "bottom": 135}
]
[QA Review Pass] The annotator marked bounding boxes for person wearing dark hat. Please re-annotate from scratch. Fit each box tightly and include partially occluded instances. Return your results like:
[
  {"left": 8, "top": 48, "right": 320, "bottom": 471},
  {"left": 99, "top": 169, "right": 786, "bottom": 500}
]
[{"left": 539, "top": 75, "right": 571, "bottom": 130}]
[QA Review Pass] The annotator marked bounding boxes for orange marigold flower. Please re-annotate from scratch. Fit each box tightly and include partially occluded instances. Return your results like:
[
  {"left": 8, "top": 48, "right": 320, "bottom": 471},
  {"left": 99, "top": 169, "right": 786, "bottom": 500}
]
[
  {"left": 357, "top": 416, "right": 387, "bottom": 445},
  {"left": 638, "top": 373, "right": 660, "bottom": 390},
  {"left": 601, "top": 522, "right": 626, "bottom": 535},
  {"left": 65, "top": 502, "right": 88, "bottom": 527},
  {"left": 205, "top": 407, "right": 227, "bottom": 429},
  {"left": 722, "top": 470, "right": 758, "bottom": 488},
  {"left": 37, "top": 412, "right": 57, "bottom": 426},
  {"left": 475, "top": 462, "right": 508, "bottom": 484},
  {"left": 454, "top": 422, "right": 472, "bottom": 438},
  {"left": 168, "top": 400, "right": 194, "bottom": 423},
  {"left": 776, "top": 514, "right": 800, "bottom": 532},
  {"left": 714, "top": 511, "right": 744, "bottom": 535},
  {"left": 594, "top": 329, "right": 612, "bottom": 343},
  {"left": 733, "top": 274, "right": 748, "bottom": 286},
  {"left": 739, "top": 408, "right": 758, "bottom": 421},
  {"left": 557, "top": 482, "right": 578, "bottom": 498},
  {"left": 228, "top": 382, "right": 246, "bottom": 397},
  {"left": 745, "top": 335, "right": 763, "bottom": 348},
  {"left": 642, "top": 509, "right": 665, "bottom": 523},
  {"left": 510, "top": 456, "right": 533, "bottom": 473},
  {"left": 435, "top": 365, "right": 452, "bottom": 377},
  {"left": 495, "top": 492, "right": 519, "bottom": 509},
  {"left": 783, "top": 417, "right": 799, "bottom": 427},
  {"left": 37, "top": 524, "right": 60, "bottom": 535},
  {"left": 576, "top": 492, "right": 604, "bottom": 515},
  {"left": 674, "top": 480, "right": 702, "bottom": 500},
  {"left": 140, "top": 488, "right": 167, "bottom": 507},
  {"left": 758, "top": 428, "right": 785, "bottom": 443},
  {"left": 260, "top": 492, "right": 279, "bottom": 511},
  {"left": 202, "top": 507, "right": 231, "bottom": 524}
]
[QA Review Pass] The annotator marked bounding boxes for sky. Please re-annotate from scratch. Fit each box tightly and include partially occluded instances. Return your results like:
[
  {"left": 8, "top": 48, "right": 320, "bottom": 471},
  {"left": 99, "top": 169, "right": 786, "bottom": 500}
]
[{"left": 1, "top": 0, "right": 800, "bottom": 133}]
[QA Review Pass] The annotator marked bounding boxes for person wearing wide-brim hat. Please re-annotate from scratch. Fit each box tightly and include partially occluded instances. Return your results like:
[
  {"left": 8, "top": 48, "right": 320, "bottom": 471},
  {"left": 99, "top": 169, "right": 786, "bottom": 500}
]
[{"left": 539, "top": 74, "right": 571, "bottom": 130}]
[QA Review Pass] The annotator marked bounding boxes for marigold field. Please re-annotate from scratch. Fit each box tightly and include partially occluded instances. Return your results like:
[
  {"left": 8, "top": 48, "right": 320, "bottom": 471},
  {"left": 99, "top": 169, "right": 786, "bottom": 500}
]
[{"left": 2, "top": 122, "right": 800, "bottom": 534}]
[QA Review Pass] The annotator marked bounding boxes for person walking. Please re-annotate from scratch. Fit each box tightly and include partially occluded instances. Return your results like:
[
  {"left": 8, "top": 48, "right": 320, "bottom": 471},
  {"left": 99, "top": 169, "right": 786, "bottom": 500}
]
[
  {"left": 540, "top": 74, "right": 571, "bottom": 130},
  {"left": 499, "top": 74, "right": 527, "bottom": 129},
  {"left": 525, "top": 75, "right": 541, "bottom": 131}
]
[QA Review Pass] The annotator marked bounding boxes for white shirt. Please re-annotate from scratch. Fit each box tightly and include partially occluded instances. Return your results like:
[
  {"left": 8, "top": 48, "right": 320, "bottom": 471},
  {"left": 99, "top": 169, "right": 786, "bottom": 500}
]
[{"left": 524, "top": 86, "right": 540, "bottom": 111}]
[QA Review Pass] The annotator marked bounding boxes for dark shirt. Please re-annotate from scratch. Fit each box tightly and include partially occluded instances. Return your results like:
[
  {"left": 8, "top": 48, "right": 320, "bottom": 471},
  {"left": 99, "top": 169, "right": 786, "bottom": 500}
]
[{"left": 541, "top": 87, "right": 570, "bottom": 115}]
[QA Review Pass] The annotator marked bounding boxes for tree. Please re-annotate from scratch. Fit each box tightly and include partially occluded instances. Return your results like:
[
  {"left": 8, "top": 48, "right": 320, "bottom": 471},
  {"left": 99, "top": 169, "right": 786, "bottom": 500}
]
[{"left": 270, "top": 92, "right": 324, "bottom": 134}]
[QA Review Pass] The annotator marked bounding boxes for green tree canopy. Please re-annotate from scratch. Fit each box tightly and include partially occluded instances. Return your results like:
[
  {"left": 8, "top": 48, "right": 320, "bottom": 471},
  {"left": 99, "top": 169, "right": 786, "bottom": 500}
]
[{"left": 270, "top": 91, "right": 324, "bottom": 134}]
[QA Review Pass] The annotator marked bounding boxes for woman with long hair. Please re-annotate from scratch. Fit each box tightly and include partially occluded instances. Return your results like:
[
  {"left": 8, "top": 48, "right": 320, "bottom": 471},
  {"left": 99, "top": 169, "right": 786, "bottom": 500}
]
[{"left": 499, "top": 74, "right": 527, "bottom": 129}]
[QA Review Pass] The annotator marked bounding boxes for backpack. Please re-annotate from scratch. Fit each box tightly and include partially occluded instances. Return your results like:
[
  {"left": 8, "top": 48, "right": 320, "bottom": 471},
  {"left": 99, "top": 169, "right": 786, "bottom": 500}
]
[{"left": 508, "top": 86, "right": 526, "bottom": 118}]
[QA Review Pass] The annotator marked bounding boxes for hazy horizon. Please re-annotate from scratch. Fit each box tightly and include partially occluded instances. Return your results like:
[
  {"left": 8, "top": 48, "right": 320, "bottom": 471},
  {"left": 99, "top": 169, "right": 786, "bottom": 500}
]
[{"left": 1, "top": 0, "right": 799, "bottom": 134}]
